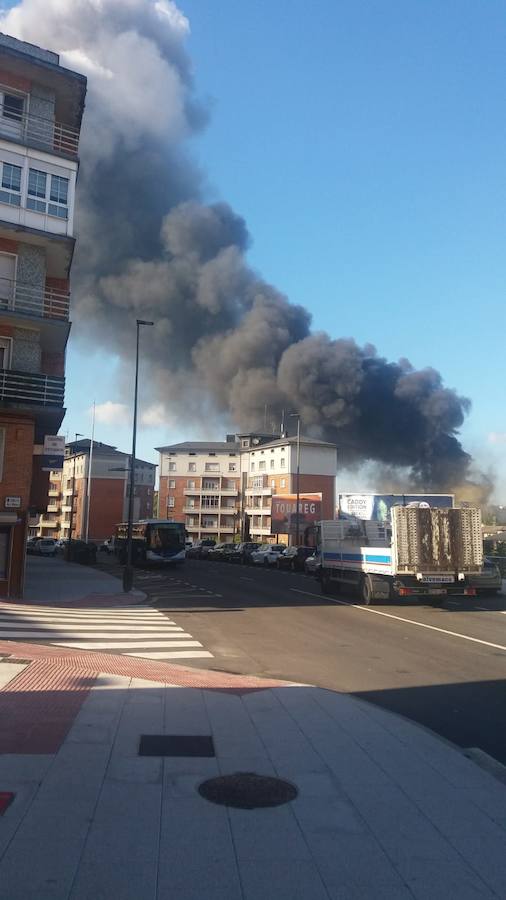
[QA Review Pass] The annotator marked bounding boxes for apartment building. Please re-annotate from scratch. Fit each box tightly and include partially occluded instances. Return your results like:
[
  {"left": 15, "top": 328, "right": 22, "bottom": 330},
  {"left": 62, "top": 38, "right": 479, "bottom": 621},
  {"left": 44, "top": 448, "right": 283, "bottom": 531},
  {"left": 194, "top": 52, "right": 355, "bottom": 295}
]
[
  {"left": 0, "top": 34, "right": 86, "bottom": 596},
  {"left": 33, "top": 439, "right": 156, "bottom": 543},
  {"left": 157, "top": 432, "right": 338, "bottom": 545},
  {"left": 157, "top": 437, "right": 242, "bottom": 544}
]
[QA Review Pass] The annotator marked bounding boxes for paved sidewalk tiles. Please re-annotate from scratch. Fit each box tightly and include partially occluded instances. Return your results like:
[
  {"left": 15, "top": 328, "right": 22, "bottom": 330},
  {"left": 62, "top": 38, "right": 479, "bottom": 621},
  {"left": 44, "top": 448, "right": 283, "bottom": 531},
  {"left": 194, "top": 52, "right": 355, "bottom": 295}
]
[{"left": 0, "top": 645, "right": 505, "bottom": 899}]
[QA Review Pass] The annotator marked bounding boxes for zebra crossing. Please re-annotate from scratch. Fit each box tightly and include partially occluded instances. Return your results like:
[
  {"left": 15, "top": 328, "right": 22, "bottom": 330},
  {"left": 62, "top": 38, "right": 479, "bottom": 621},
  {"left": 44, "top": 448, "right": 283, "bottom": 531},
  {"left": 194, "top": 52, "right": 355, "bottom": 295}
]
[{"left": 0, "top": 603, "right": 214, "bottom": 661}]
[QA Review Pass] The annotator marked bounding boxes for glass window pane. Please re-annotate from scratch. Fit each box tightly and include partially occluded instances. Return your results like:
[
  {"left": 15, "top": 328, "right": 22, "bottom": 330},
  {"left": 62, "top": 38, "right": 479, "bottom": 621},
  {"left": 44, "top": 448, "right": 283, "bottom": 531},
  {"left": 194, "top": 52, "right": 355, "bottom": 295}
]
[
  {"left": 28, "top": 168, "right": 47, "bottom": 198},
  {"left": 2, "top": 164, "right": 21, "bottom": 192},
  {"left": 27, "top": 197, "right": 46, "bottom": 213},
  {"left": 0, "top": 189, "right": 20, "bottom": 207},
  {"left": 50, "top": 175, "right": 68, "bottom": 204},
  {"left": 3, "top": 94, "right": 23, "bottom": 122}
]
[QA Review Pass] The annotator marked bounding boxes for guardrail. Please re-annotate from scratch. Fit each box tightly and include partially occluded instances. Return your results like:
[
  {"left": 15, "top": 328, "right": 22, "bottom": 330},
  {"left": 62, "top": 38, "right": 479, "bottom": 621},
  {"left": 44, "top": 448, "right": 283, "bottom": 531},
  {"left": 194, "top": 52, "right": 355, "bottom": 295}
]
[
  {"left": 0, "top": 276, "right": 70, "bottom": 321},
  {"left": 0, "top": 103, "right": 79, "bottom": 157},
  {"left": 0, "top": 369, "right": 64, "bottom": 406}
]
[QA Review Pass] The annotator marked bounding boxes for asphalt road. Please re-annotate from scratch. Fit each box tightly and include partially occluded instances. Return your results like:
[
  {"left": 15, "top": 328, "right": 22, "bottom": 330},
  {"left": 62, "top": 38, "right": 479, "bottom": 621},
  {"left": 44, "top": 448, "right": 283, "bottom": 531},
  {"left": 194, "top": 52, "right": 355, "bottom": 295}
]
[{"left": 132, "top": 558, "right": 506, "bottom": 764}]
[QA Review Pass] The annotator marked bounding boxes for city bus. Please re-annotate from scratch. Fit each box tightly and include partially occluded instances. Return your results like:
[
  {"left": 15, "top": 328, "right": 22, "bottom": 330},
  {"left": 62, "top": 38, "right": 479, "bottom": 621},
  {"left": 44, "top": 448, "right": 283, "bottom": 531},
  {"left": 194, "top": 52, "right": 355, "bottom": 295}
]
[{"left": 114, "top": 519, "right": 186, "bottom": 566}]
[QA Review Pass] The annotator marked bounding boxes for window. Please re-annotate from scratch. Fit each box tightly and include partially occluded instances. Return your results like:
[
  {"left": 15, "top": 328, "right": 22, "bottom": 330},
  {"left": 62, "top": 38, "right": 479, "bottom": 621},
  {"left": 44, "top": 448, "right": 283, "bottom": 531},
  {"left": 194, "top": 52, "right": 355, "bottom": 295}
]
[
  {"left": 2, "top": 93, "right": 24, "bottom": 122},
  {"left": 228, "top": 463, "right": 236, "bottom": 472},
  {"left": 0, "top": 252, "right": 15, "bottom": 302},
  {"left": 0, "top": 337, "right": 12, "bottom": 369},
  {"left": 168, "top": 462, "right": 176, "bottom": 472},
  {"left": 48, "top": 175, "right": 69, "bottom": 218},
  {"left": 271, "top": 479, "right": 275, "bottom": 488},
  {"left": 169, "top": 479, "right": 176, "bottom": 489},
  {"left": 168, "top": 496, "right": 175, "bottom": 508},
  {"left": 270, "top": 459, "right": 274, "bottom": 469},
  {"left": 0, "top": 162, "right": 21, "bottom": 206},
  {"left": 281, "top": 478, "right": 286, "bottom": 488},
  {"left": 229, "top": 452, "right": 236, "bottom": 457},
  {"left": 205, "top": 463, "right": 219, "bottom": 472},
  {"left": 188, "top": 462, "right": 196, "bottom": 472},
  {"left": 251, "top": 462, "right": 255, "bottom": 471},
  {"left": 202, "top": 496, "right": 219, "bottom": 508},
  {"left": 27, "top": 168, "right": 47, "bottom": 213},
  {"left": 280, "top": 458, "right": 285, "bottom": 468},
  {"left": 258, "top": 461, "right": 266, "bottom": 471},
  {"left": 187, "top": 479, "right": 196, "bottom": 489},
  {"left": 209, "top": 452, "right": 216, "bottom": 457},
  {"left": 252, "top": 476, "right": 264, "bottom": 489},
  {"left": 202, "top": 479, "right": 219, "bottom": 490}
]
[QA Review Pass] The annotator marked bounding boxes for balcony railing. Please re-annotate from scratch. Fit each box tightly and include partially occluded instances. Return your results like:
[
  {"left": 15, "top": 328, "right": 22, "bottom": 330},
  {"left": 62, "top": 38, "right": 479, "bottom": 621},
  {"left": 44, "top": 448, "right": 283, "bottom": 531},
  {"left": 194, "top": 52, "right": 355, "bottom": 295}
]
[
  {"left": 0, "top": 369, "right": 65, "bottom": 406},
  {"left": 0, "top": 276, "right": 70, "bottom": 321},
  {"left": 0, "top": 103, "right": 80, "bottom": 158}
]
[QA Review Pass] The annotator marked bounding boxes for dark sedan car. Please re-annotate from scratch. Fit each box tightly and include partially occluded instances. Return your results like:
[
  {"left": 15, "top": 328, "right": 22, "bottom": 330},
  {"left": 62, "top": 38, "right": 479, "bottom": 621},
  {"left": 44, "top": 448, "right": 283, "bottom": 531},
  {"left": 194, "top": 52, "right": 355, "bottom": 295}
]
[
  {"left": 187, "top": 540, "right": 216, "bottom": 559},
  {"left": 207, "top": 542, "right": 236, "bottom": 561},
  {"left": 227, "top": 542, "right": 260, "bottom": 564},
  {"left": 277, "top": 546, "right": 315, "bottom": 572}
]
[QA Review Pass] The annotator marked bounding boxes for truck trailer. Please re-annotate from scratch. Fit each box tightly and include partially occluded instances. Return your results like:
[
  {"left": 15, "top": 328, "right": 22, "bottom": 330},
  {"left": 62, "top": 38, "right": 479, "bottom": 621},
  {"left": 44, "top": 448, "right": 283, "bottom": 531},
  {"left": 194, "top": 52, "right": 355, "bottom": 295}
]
[{"left": 318, "top": 504, "right": 482, "bottom": 603}]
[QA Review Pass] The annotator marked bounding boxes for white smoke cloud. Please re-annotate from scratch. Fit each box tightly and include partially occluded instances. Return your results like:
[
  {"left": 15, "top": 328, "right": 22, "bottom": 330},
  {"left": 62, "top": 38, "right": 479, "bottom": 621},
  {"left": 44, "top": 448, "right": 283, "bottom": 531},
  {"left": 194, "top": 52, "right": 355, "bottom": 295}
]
[{"left": 92, "top": 400, "right": 130, "bottom": 426}]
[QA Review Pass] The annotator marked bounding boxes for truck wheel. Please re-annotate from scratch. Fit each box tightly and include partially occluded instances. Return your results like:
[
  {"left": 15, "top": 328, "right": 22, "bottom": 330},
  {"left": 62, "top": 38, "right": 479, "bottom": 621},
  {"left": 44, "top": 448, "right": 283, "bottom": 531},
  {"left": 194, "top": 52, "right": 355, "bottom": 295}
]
[{"left": 360, "top": 575, "right": 374, "bottom": 605}]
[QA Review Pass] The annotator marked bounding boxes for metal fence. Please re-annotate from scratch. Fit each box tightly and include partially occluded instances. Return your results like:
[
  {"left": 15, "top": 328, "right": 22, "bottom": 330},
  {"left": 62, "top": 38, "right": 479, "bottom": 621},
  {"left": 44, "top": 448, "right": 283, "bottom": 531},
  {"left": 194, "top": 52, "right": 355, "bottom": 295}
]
[
  {"left": 0, "top": 369, "right": 65, "bottom": 406},
  {"left": 0, "top": 104, "right": 79, "bottom": 157},
  {"left": 0, "top": 276, "right": 70, "bottom": 321}
]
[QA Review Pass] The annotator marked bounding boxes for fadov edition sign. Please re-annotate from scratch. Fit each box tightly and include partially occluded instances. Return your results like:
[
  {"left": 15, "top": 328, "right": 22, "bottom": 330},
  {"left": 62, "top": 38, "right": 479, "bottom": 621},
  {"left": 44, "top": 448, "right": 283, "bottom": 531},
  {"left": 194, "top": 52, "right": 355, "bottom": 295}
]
[
  {"left": 271, "top": 493, "right": 322, "bottom": 535},
  {"left": 338, "top": 493, "right": 454, "bottom": 523}
]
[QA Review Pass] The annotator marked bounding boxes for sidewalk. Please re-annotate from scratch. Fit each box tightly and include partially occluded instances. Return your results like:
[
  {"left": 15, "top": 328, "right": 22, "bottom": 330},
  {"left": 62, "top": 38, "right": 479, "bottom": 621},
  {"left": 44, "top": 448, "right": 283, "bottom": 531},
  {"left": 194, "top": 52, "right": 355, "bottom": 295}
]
[
  {"left": 13, "top": 556, "right": 146, "bottom": 607},
  {"left": 0, "top": 642, "right": 505, "bottom": 899}
]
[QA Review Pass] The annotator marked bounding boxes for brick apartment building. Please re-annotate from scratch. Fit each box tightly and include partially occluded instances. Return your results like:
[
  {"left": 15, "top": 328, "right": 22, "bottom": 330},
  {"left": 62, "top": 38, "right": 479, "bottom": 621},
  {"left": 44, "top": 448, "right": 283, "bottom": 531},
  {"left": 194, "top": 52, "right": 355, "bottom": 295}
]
[
  {"left": 157, "top": 432, "right": 337, "bottom": 545},
  {"left": 0, "top": 34, "right": 86, "bottom": 596},
  {"left": 33, "top": 439, "right": 156, "bottom": 543}
]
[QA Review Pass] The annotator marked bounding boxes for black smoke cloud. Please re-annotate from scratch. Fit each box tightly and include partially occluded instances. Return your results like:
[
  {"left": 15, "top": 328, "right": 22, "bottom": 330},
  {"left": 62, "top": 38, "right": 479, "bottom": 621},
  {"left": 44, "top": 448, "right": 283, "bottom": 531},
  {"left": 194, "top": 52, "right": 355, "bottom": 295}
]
[{"left": 2, "top": 0, "right": 473, "bottom": 488}]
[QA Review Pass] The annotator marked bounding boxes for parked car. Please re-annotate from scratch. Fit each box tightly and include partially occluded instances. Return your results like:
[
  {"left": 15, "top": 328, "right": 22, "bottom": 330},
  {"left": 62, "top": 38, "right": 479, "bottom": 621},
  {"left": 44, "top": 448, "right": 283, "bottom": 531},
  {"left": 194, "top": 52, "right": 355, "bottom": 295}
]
[
  {"left": 207, "top": 542, "right": 236, "bottom": 561},
  {"left": 251, "top": 544, "right": 287, "bottom": 565},
  {"left": 277, "top": 546, "right": 315, "bottom": 572},
  {"left": 26, "top": 537, "right": 39, "bottom": 555},
  {"left": 304, "top": 552, "right": 320, "bottom": 576},
  {"left": 468, "top": 557, "right": 502, "bottom": 595},
  {"left": 66, "top": 540, "right": 97, "bottom": 565},
  {"left": 35, "top": 538, "right": 57, "bottom": 557},
  {"left": 227, "top": 542, "right": 260, "bottom": 564},
  {"left": 187, "top": 539, "right": 216, "bottom": 559}
]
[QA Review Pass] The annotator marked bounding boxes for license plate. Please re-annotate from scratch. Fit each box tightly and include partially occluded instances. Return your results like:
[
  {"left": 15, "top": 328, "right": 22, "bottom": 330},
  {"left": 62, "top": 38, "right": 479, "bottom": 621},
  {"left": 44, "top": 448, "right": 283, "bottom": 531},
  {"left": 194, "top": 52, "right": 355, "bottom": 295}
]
[
  {"left": 421, "top": 575, "right": 454, "bottom": 584},
  {"left": 425, "top": 589, "right": 447, "bottom": 595}
]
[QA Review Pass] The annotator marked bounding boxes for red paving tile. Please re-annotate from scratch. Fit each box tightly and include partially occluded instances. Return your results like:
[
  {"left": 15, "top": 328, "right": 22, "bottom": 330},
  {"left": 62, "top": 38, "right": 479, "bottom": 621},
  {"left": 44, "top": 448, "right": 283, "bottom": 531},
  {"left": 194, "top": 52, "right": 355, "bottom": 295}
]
[{"left": 0, "top": 640, "right": 290, "bottom": 754}]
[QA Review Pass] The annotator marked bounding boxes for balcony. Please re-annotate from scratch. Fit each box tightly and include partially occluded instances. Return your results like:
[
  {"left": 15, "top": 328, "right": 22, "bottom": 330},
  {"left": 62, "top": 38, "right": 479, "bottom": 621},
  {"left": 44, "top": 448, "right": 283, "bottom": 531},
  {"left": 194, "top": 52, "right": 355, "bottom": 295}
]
[
  {"left": 183, "top": 505, "right": 200, "bottom": 513},
  {"left": 47, "top": 503, "right": 59, "bottom": 513},
  {"left": 245, "top": 487, "right": 272, "bottom": 496},
  {"left": 0, "top": 277, "right": 70, "bottom": 321},
  {"left": 0, "top": 102, "right": 80, "bottom": 158},
  {"left": 48, "top": 489, "right": 60, "bottom": 498},
  {"left": 0, "top": 369, "right": 64, "bottom": 407},
  {"left": 244, "top": 506, "right": 271, "bottom": 516},
  {"left": 200, "top": 525, "right": 219, "bottom": 533},
  {"left": 183, "top": 487, "right": 238, "bottom": 496}
]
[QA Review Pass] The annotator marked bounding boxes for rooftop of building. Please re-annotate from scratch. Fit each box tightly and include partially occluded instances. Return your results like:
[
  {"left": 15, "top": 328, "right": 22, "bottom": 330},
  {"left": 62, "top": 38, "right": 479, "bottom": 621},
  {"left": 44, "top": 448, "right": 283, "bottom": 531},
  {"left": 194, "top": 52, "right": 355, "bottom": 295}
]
[
  {"left": 156, "top": 433, "right": 338, "bottom": 453},
  {"left": 65, "top": 439, "right": 156, "bottom": 468},
  {"left": 0, "top": 32, "right": 87, "bottom": 131}
]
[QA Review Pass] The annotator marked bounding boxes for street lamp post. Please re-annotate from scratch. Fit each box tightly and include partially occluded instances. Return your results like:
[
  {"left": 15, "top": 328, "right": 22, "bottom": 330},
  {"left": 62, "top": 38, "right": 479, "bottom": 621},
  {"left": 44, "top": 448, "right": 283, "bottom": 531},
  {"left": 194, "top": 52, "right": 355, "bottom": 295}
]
[
  {"left": 66, "top": 432, "right": 83, "bottom": 561},
  {"left": 123, "top": 319, "right": 154, "bottom": 592},
  {"left": 290, "top": 413, "right": 301, "bottom": 546}
]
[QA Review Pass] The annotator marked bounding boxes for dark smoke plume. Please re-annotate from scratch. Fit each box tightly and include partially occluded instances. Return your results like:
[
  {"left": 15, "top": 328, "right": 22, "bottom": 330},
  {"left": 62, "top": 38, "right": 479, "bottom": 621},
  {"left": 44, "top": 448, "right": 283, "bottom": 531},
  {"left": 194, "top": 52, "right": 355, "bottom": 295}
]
[{"left": 2, "top": 0, "right": 475, "bottom": 488}]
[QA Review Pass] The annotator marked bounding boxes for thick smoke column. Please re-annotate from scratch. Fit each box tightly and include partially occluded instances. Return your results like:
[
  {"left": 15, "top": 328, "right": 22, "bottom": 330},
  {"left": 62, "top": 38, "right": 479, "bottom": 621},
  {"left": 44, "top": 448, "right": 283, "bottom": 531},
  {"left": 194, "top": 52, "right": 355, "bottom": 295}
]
[{"left": 1, "top": 0, "right": 473, "bottom": 487}]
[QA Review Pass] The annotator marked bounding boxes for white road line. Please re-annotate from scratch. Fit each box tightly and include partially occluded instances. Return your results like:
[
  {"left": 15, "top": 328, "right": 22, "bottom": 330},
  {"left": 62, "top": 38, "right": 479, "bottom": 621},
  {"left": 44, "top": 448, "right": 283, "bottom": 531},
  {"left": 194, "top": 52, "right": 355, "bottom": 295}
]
[
  {"left": 290, "top": 588, "right": 506, "bottom": 653},
  {"left": 125, "top": 650, "right": 214, "bottom": 660},
  {"left": 0, "top": 631, "right": 194, "bottom": 640},
  {"left": 53, "top": 640, "right": 203, "bottom": 650},
  {"left": 0, "top": 610, "right": 167, "bottom": 618}
]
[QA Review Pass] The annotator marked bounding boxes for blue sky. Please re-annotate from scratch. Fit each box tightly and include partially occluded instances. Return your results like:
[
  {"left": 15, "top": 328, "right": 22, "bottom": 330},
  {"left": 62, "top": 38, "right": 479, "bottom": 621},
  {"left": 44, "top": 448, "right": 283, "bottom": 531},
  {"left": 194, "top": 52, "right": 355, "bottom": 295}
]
[{"left": 9, "top": 1, "right": 506, "bottom": 493}]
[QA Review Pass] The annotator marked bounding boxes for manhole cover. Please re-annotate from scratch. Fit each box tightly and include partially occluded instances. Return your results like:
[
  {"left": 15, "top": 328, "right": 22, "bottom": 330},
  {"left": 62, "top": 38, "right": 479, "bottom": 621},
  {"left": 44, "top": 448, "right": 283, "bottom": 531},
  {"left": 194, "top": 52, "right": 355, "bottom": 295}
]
[{"left": 198, "top": 773, "right": 298, "bottom": 809}]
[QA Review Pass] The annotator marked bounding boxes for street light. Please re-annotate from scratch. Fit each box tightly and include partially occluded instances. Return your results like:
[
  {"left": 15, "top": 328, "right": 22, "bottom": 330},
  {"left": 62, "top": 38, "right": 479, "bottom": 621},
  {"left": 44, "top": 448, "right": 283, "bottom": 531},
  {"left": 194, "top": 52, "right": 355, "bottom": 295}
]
[
  {"left": 123, "top": 319, "right": 154, "bottom": 592},
  {"left": 290, "top": 413, "right": 301, "bottom": 546},
  {"left": 66, "top": 432, "right": 83, "bottom": 561}
]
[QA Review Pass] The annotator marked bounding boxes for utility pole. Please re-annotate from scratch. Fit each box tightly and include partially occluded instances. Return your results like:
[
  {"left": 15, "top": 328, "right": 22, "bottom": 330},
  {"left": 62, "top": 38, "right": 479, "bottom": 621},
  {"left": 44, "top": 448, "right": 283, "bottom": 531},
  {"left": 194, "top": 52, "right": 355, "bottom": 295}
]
[
  {"left": 84, "top": 401, "right": 95, "bottom": 543},
  {"left": 123, "top": 319, "right": 153, "bottom": 592},
  {"left": 66, "top": 432, "right": 83, "bottom": 561},
  {"left": 290, "top": 413, "right": 301, "bottom": 546}
]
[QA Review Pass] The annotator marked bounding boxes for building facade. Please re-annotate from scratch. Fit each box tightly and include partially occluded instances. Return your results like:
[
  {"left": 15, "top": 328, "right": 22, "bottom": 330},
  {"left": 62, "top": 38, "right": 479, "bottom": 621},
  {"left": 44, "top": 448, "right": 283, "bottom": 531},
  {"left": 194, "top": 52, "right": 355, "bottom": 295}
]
[
  {"left": 0, "top": 34, "right": 86, "bottom": 595},
  {"left": 157, "top": 433, "right": 337, "bottom": 545},
  {"left": 32, "top": 439, "right": 156, "bottom": 543}
]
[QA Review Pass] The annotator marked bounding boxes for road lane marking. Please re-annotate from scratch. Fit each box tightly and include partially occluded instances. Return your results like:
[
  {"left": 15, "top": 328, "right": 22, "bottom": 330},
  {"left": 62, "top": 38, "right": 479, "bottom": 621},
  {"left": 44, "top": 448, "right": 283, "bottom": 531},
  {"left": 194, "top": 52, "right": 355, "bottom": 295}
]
[
  {"left": 125, "top": 650, "right": 214, "bottom": 660},
  {"left": 290, "top": 588, "right": 506, "bottom": 652},
  {"left": 54, "top": 640, "right": 203, "bottom": 650}
]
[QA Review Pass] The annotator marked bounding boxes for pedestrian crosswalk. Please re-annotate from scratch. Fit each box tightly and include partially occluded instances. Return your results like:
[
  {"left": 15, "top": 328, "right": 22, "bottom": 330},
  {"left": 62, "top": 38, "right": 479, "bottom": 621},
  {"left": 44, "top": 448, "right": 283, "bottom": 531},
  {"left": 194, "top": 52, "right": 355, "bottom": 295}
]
[{"left": 0, "top": 604, "right": 214, "bottom": 661}]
